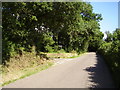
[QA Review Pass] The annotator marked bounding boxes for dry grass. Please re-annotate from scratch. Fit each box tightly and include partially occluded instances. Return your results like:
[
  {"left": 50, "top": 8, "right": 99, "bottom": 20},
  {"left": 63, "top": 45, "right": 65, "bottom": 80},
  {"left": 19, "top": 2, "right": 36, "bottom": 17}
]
[
  {"left": 1, "top": 52, "right": 53, "bottom": 86},
  {"left": 46, "top": 53, "right": 78, "bottom": 58},
  {"left": 1, "top": 51, "right": 83, "bottom": 86}
]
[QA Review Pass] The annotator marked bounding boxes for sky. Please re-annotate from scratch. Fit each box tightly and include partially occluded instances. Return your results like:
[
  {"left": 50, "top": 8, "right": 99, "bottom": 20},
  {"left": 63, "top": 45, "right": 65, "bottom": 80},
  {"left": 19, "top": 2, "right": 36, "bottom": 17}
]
[{"left": 90, "top": 2, "right": 118, "bottom": 36}]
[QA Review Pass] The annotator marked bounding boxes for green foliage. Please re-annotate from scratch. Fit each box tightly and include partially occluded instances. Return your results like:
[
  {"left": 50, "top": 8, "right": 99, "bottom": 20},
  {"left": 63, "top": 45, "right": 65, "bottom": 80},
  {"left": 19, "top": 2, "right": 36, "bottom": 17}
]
[
  {"left": 2, "top": 2, "right": 103, "bottom": 64},
  {"left": 98, "top": 28, "right": 120, "bottom": 87},
  {"left": 88, "top": 30, "right": 104, "bottom": 52},
  {"left": 3, "top": 2, "right": 120, "bottom": 87},
  {"left": 53, "top": 45, "right": 59, "bottom": 52},
  {"left": 105, "top": 31, "right": 113, "bottom": 42},
  {"left": 45, "top": 45, "right": 54, "bottom": 53},
  {"left": 57, "top": 49, "right": 65, "bottom": 53}
]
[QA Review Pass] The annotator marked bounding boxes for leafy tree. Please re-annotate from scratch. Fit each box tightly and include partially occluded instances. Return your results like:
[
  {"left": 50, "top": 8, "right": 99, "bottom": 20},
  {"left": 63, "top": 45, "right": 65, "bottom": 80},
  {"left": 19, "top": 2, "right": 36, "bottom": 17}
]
[
  {"left": 2, "top": 2, "right": 102, "bottom": 63},
  {"left": 105, "top": 31, "right": 113, "bottom": 42}
]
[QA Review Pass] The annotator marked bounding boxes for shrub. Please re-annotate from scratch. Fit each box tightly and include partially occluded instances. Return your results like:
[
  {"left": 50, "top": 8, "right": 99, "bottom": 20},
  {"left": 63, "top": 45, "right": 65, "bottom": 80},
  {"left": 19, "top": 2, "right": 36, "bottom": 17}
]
[{"left": 98, "top": 40, "right": 120, "bottom": 87}]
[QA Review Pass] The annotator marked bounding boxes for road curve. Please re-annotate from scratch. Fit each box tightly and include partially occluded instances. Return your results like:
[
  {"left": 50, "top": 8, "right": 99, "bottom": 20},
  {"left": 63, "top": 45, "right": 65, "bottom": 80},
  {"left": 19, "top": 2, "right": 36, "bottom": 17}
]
[{"left": 3, "top": 52, "right": 115, "bottom": 88}]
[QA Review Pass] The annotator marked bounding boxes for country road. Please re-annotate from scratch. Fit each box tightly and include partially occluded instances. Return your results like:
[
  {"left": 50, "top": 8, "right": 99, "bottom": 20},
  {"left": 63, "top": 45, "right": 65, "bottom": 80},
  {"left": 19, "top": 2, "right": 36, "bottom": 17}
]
[{"left": 3, "top": 52, "right": 115, "bottom": 88}]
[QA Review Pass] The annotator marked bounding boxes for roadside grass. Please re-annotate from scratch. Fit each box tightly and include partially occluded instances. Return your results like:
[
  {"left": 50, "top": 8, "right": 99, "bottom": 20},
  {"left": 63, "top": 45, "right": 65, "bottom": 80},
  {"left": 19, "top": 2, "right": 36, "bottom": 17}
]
[
  {"left": 1, "top": 61, "right": 53, "bottom": 87},
  {"left": 46, "top": 52, "right": 85, "bottom": 59},
  {"left": 1, "top": 51, "right": 85, "bottom": 87},
  {"left": 69, "top": 53, "right": 85, "bottom": 58},
  {"left": 1, "top": 51, "right": 54, "bottom": 87}
]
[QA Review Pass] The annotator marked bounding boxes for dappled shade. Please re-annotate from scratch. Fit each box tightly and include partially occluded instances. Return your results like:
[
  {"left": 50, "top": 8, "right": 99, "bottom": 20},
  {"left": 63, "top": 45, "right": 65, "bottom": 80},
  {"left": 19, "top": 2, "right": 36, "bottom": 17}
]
[{"left": 84, "top": 54, "right": 115, "bottom": 88}]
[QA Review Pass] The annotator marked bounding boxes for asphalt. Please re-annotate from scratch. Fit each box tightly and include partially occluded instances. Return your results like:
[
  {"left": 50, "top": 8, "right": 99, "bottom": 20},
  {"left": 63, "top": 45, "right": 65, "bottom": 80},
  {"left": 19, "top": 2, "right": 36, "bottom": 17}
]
[{"left": 3, "top": 52, "right": 115, "bottom": 88}]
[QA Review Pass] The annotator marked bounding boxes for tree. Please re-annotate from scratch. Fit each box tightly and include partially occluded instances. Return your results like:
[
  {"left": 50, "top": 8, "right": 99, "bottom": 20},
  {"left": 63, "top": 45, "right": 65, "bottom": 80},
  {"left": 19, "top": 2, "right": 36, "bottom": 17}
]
[
  {"left": 105, "top": 31, "right": 113, "bottom": 42},
  {"left": 2, "top": 2, "right": 103, "bottom": 63}
]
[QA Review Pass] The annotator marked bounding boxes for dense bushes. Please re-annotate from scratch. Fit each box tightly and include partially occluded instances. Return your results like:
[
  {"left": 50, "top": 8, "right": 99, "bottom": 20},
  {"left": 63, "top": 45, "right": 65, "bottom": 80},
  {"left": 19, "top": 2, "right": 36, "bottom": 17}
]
[{"left": 98, "top": 28, "right": 120, "bottom": 87}]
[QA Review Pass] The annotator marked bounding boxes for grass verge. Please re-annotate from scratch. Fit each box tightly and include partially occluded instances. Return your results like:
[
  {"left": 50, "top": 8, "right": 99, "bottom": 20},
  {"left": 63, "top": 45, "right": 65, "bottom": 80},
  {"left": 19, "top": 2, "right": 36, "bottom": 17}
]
[
  {"left": 1, "top": 52, "right": 85, "bottom": 87},
  {"left": 46, "top": 52, "right": 85, "bottom": 59},
  {"left": 1, "top": 61, "right": 53, "bottom": 87}
]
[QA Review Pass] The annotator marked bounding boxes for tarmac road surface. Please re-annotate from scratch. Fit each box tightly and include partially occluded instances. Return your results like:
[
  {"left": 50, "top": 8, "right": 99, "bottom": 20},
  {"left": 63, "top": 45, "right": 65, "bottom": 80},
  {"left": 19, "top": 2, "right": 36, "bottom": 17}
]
[{"left": 3, "top": 52, "right": 115, "bottom": 88}]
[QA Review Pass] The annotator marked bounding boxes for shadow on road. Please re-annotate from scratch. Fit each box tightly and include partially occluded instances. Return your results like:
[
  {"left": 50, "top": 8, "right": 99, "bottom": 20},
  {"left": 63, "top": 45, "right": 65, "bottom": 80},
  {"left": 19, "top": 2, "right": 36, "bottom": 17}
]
[{"left": 84, "top": 53, "right": 115, "bottom": 88}]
